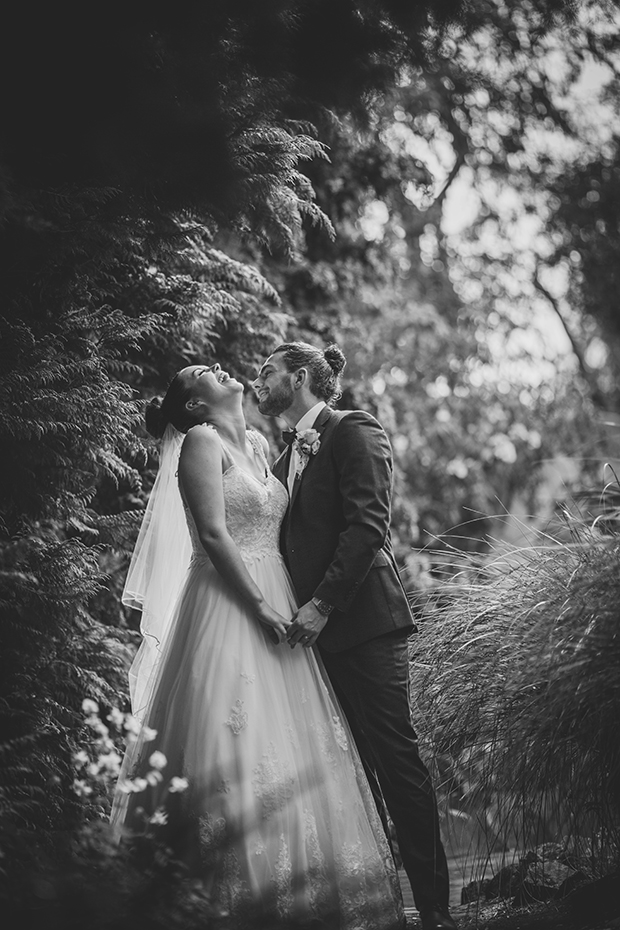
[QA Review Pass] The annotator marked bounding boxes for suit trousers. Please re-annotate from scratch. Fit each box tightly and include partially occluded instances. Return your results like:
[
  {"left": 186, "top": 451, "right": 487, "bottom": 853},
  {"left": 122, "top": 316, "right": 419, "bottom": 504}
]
[{"left": 319, "top": 629, "right": 450, "bottom": 911}]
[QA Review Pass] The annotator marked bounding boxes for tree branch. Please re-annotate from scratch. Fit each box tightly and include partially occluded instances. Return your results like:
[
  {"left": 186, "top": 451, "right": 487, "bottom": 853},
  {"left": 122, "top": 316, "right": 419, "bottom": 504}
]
[{"left": 533, "top": 267, "right": 607, "bottom": 408}]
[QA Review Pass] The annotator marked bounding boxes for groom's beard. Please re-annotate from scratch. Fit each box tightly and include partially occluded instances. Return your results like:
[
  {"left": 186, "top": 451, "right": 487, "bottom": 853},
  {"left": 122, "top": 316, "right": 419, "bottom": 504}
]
[{"left": 257, "top": 381, "right": 294, "bottom": 418}]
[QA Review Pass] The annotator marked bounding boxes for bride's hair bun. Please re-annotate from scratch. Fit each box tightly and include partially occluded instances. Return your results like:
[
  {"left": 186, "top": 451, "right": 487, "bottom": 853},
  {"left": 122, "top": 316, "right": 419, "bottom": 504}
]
[
  {"left": 323, "top": 344, "right": 346, "bottom": 376},
  {"left": 145, "top": 397, "right": 167, "bottom": 439}
]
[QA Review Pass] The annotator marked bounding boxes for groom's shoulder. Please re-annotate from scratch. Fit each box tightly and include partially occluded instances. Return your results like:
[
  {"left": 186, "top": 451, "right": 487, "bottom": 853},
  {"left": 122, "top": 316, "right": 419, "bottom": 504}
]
[
  {"left": 325, "top": 408, "right": 387, "bottom": 443},
  {"left": 328, "top": 408, "right": 383, "bottom": 429}
]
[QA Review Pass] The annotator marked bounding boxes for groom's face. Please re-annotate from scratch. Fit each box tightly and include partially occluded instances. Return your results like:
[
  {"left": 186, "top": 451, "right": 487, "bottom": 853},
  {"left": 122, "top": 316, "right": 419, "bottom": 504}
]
[{"left": 253, "top": 352, "right": 295, "bottom": 417}]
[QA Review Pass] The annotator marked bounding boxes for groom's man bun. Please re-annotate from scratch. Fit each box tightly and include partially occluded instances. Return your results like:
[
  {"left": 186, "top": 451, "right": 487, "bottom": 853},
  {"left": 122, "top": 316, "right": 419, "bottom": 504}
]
[
  {"left": 323, "top": 344, "right": 346, "bottom": 377},
  {"left": 274, "top": 341, "right": 346, "bottom": 406}
]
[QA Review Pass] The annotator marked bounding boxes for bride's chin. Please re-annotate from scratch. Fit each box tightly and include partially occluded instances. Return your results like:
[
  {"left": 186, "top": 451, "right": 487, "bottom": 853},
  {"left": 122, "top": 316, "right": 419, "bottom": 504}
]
[{"left": 224, "top": 380, "right": 245, "bottom": 398}]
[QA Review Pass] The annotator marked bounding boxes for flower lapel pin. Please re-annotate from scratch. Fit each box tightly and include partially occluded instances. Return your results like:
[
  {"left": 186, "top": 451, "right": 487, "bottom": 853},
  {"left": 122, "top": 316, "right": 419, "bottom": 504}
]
[
  {"left": 293, "top": 428, "right": 321, "bottom": 480},
  {"left": 295, "top": 428, "right": 321, "bottom": 457}
]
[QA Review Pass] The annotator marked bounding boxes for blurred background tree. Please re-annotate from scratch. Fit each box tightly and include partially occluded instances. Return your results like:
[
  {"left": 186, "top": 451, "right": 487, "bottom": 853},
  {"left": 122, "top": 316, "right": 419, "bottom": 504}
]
[{"left": 251, "top": 0, "right": 620, "bottom": 569}]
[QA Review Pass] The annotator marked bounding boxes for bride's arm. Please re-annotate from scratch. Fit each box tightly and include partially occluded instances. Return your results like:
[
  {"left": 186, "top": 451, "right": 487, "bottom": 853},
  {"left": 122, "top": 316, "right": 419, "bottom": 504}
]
[{"left": 178, "top": 426, "right": 290, "bottom": 642}]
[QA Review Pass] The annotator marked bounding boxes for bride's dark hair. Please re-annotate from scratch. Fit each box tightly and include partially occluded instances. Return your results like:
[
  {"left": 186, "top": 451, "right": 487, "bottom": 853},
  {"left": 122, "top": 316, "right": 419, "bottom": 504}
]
[
  {"left": 145, "top": 372, "right": 199, "bottom": 438},
  {"left": 274, "top": 342, "right": 346, "bottom": 405}
]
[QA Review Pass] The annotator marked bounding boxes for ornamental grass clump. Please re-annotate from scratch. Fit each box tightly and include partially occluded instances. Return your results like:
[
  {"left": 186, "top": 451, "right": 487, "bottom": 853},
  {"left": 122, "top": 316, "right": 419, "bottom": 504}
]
[{"left": 413, "top": 523, "right": 620, "bottom": 870}]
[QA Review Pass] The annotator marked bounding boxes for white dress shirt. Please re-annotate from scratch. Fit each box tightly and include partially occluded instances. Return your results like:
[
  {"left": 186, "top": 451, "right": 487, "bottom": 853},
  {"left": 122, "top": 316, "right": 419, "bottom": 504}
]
[{"left": 287, "top": 401, "right": 326, "bottom": 496}]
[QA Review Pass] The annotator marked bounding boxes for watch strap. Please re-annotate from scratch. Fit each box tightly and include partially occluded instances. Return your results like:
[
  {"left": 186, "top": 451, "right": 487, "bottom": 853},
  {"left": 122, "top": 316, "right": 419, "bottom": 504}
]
[{"left": 311, "top": 597, "right": 334, "bottom": 617}]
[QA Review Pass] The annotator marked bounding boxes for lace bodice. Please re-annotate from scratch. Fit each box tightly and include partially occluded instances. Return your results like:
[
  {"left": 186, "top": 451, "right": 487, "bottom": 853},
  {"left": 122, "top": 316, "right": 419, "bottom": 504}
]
[{"left": 183, "top": 429, "right": 288, "bottom": 561}]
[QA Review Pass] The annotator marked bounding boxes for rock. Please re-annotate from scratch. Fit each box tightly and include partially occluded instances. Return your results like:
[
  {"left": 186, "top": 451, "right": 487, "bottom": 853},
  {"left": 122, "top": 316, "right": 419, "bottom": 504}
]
[{"left": 461, "top": 845, "right": 591, "bottom": 906}]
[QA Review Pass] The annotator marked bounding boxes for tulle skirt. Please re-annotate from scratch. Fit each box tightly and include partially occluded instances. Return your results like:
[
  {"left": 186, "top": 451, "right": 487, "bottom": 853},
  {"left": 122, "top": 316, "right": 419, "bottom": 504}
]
[{"left": 111, "top": 550, "right": 404, "bottom": 929}]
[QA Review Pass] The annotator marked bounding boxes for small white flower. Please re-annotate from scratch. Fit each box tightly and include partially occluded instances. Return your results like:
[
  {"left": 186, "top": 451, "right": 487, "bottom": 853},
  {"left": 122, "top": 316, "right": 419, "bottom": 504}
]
[
  {"left": 148, "top": 750, "right": 167, "bottom": 770},
  {"left": 107, "top": 707, "right": 125, "bottom": 729},
  {"left": 72, "top": 778, "right": 93, "bottom": 798},
  {"left": 82, "top": 698, "right": 99, "bottom": 715},
  {"left": 141, "top": 726, "right": 158, "bottom": 742},
  {"left": 132, "top": 777, "right": 148, "bottom": 792},
  {"left": 123, "top": 715, "right": 142, "bottom": 736},
  {"left": 146, "top": 770, "right": 164, "bottom": 786},
  {"left": 149, "top": 809, "right": 168, "bottom": 826},
  {"left": 73, "top": 749, "right": 89, "bottom": 768},
  {"left": 168, "top": 776, "right": 189, "bottom": 794},
  {"left": 97, "top": 751, "right": 122, "bottom": 774},
  {"left": 89, "top": 720, "right": 110, "bottom": 737}
]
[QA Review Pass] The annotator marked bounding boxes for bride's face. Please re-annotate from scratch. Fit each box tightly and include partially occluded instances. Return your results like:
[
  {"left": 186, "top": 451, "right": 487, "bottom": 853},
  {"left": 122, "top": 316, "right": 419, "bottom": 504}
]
[{"left": 180, "top": 364, "right": 243, "bottom": 414}]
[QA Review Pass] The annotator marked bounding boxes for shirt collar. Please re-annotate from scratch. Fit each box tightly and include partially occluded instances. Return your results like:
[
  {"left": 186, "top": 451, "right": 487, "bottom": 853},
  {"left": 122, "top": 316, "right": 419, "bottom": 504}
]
[{"left": 295, "top": 401, "right": 326, "bottom": 433}]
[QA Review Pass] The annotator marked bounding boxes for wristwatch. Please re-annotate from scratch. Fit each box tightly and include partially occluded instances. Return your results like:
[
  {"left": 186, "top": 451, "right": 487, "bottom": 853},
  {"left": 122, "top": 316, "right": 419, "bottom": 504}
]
[{"left": 311, "top": 597, "right": 334, "bottom": 617}]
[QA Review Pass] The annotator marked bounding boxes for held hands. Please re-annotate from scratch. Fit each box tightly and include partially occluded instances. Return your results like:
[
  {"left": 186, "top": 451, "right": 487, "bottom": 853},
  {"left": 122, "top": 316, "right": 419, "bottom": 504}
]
[
  {"left": 286, "top": 601, "right": 329, "bottom": 649},
  {"left": 256, "top": 602, "right": 292, "bottom": 645}
]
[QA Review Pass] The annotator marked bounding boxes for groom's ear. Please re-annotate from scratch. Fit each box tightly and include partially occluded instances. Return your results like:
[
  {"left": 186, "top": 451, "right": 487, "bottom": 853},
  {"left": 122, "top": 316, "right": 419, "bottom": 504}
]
[{"left": 293, "top": 367, "right": 308, "bottom": 389}]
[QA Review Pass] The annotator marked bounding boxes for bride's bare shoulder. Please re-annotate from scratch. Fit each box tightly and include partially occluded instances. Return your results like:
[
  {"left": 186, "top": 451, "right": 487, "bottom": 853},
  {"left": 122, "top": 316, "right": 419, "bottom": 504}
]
[{"left": 180, "top": 424, "right": 221, "bottom": 459}]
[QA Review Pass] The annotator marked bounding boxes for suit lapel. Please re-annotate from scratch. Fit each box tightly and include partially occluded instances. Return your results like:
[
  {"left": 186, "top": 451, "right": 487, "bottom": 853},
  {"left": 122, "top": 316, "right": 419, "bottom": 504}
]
[
  {"left": 287, "top": 406, "right": 333, "bottom": 511},
  {"left": 272, "top": 444, "right": 291, "bottom": 489},
  {"left": 312, "top": 405, "right": 333, "bottom": 435},
  {"left": 289, "top": 470, "right": 302, "bottom": 509}
]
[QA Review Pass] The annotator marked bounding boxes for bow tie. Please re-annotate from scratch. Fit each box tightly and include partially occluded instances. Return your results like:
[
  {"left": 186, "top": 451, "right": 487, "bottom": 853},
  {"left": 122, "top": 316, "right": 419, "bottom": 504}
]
[{"left": 281, "top": 428, "right": 297, "bottom": 446}]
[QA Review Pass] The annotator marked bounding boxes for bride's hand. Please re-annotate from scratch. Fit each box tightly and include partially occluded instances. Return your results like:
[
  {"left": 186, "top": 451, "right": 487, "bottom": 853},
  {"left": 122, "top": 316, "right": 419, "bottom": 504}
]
[{"left": 255, "top": 603, "right": 291, "bottom": 645}]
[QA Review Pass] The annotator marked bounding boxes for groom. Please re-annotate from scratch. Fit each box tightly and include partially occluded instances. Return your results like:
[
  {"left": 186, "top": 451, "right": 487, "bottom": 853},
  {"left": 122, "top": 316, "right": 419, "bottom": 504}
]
[{"left": 253, "top": 342, "right": 456, "bottom": 930}]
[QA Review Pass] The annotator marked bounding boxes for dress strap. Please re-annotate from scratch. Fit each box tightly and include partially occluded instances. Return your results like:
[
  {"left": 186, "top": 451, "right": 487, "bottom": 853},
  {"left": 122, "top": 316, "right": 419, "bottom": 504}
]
[
  {"left": 246, "top": 428, "right": 261, "bottom": 454},
  {"left": 246, "top": 429, "right": 272, "bottom": 481},
  {"left": 246, "top": 429, "right": 268, "bottom": 464}
]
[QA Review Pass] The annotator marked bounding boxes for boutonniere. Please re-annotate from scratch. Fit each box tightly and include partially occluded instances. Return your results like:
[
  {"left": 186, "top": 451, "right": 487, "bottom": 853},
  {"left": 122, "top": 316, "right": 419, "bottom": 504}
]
[
  {"left": 294, "top": 428, "right": 321, "bottom": 479},
  {"left": 295, "top": 428, "right": 321, "bottom": 457}
]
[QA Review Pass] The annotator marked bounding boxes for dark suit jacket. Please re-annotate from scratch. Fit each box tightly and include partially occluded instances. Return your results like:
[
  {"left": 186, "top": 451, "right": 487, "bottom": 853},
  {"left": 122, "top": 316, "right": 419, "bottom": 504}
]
[{"left": 273, "top": 406, "right": 415, "bottom": 653}]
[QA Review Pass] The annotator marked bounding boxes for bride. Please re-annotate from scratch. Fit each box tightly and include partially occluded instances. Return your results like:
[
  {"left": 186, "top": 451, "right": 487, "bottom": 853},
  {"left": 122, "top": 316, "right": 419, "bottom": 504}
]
[{"left": 111, "top": 362, "right": 404, "bottom": 929}]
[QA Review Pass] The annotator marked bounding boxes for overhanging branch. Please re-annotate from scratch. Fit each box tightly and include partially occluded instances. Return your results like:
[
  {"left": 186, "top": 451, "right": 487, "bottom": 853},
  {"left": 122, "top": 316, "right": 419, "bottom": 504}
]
[{"left": 533, "top": 267, "right": 607, "bottom": 409}]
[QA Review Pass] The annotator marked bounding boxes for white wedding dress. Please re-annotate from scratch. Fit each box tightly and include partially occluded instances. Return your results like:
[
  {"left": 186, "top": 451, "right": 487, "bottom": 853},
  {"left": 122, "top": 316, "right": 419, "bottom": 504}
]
[{"left": 111, "top": 428, "right": 404, "bottom": 929}]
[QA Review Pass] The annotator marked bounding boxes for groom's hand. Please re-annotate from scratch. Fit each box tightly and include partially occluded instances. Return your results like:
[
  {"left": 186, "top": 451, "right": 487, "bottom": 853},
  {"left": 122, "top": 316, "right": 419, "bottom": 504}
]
[{"left": 286, "top": 601, "right": 329, "bottom": 648}]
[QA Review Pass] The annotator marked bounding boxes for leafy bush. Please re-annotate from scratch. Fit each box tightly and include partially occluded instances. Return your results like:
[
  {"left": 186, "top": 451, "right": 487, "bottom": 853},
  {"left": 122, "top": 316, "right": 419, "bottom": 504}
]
[{"left": 413, "top": 513, "right": 620, "bottom": 869}]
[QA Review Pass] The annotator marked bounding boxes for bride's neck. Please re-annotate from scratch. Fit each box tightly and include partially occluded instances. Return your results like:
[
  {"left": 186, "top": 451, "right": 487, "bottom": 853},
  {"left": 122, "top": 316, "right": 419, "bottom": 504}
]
[{"left": 206, "top": 411, "right": 247, "bottom": 448}]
